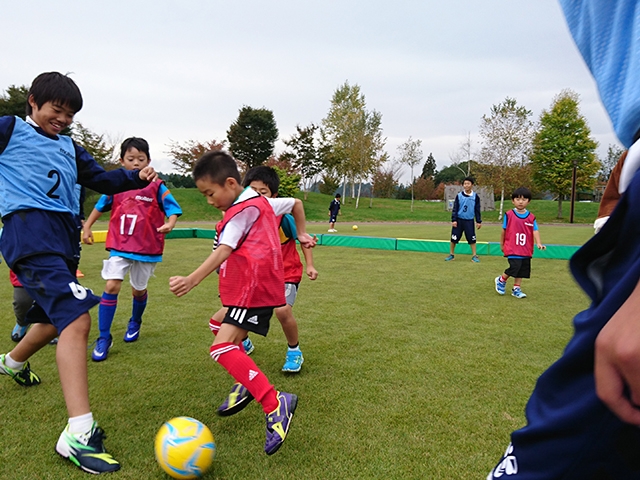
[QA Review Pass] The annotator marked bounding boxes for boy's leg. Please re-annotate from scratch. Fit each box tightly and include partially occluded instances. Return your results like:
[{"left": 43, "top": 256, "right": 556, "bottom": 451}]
[
  {"left": 212, "top": 321, "right": 297, "bottom": 455},
  {"left": 125, "top": 262, "right": 156, "bottom": 342},
  {"left": 92, "top": 279, "right": 122, "bottom": 362},
  {"left": 57, "top": 313, "right": 92, "bottom": 416},
  {"left": 1, "top": 323, "right": 56, "bottom": 386},
  {"left": 276, "top": 305, "right": 304, "bottom": 373},
  {"left": 11, "top": 286, "right": 33, "bottom": 341}
]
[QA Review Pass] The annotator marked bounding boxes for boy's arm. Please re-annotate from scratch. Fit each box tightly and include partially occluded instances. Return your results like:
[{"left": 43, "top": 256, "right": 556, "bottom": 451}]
[
  {"left": 169, "top": 245, "right": 233, "bottom": 297},
  {"left": 595, "top": 278, "right": 640, "bottom": 425},
  {"left": 475, "top": 195, "right": 482, "bottom": 227},
  {"left": 500, "top": 228, "right": 505, "bottom": 252},
  {"left": 74, "top": 142, "right": 157, "bottom": 193},
  {"left": 451, "top": 195, "right": 459, "bottom": 225},
  {"left": 291, "top": 199, "right": 317, "bottom": 249},
  {"left": 300, "top": 243, "right": 318, "bottom": 280},
  {"left": 82, "top": 208, "right": 103, "bottom": 245},
  {"left": 158, "top": 214, "right": 179, "bottom": 234},
  {"left": 533, "top": 230, "right": 545, "bottom": 249}
]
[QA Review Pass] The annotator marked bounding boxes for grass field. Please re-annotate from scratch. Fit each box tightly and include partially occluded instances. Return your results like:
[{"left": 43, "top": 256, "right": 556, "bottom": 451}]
[{"left": 0, "top": 224, "right": 592, "bottom": 479}]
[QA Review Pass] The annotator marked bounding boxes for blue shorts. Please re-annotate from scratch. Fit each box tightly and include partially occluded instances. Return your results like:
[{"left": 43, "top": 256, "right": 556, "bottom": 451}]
[
  {"left": 12, "top": 254, "right": 100, "bottom": 333},
  {"left": 329, "top": 214, "right": 338, "bottom": 223},
  {"left": 451, "top": 218, "right": 476, "bottom": 244}
]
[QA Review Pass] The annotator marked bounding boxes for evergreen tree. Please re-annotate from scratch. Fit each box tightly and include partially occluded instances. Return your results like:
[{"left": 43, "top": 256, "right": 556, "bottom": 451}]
[
  {"left": 421, "top": 152, "right": 437, "bottom": 179},
  {"left": 227, "top": 106, "right": 278, "bottom": 169}
]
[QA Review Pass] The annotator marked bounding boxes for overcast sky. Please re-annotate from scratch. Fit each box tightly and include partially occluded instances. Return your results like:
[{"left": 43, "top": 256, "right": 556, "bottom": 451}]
[{"left": 2, "top": 1, "right": 619, "bottom": 183}]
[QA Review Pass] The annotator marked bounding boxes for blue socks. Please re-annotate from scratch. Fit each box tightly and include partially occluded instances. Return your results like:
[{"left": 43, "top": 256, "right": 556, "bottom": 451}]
[
  {"left": 131, "top": 292, "right": 148, "bottom": 324},
  {"left": 98, "top": 293, "right": 118, "bottom": 338}
]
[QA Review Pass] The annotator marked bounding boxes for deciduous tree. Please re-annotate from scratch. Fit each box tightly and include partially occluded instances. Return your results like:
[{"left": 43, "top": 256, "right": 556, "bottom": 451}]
[
  {"left": 478, "top": 97, "right": 535, "bottom": 219},
  {"left": 282, "top": 123, "right": 322, "bottom": 199},
  {"left": 166, "top": 139, "right": 225, "bottom": 175},
  {"left": 531, "top": 90, "right": 599, "bottom": 218},
  {"left": 320, "top": 81, "right": 385, "bottom": 208},
  {"left": 397, "top": 137, "right": 424, "bottom": 212}
]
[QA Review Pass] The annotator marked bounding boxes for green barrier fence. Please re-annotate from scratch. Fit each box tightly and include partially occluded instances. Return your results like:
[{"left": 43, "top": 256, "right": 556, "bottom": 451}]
[{"left": 165, "top": 228, "right": 580, "bottom": 260}]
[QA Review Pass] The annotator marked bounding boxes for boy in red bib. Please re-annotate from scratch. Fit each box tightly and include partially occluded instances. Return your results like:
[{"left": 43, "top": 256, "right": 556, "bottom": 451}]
[
  {"left": 169, "top": 151, "right": 316, "bottom": 455},
  {"left": 83, "top": 137, "right": 181, "bottom": 361},
  {"left": 494, "top": 187, "right": 545, "bottom": 299}
]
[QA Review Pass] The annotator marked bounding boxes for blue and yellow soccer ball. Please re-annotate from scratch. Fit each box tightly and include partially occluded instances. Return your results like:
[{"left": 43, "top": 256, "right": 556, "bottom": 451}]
[{"left": 154, "top": 417, "right": 216, "bottom": 479}]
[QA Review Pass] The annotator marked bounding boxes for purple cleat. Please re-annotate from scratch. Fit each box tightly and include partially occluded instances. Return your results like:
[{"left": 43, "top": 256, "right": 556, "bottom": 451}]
[
  {"left": 265, "top": 391, "right": 298, "bottom": 455},
  {"left": 217, "top": 382, "right": 254, "bottom": 416}
]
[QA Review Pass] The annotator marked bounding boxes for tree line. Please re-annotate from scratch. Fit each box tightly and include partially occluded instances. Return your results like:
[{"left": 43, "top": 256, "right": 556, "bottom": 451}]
[{"left": 1, "top": 80, "right": 622, "bottom": 219}]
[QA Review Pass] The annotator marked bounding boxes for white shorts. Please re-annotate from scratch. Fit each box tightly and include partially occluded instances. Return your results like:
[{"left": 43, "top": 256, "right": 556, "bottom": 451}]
[{"left": 101, "top": 256, "right": 157, "bottom": 291}]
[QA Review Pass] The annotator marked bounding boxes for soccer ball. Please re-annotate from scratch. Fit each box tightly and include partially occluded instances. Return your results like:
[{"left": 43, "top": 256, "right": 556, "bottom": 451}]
[
  {"left": 352, "top": 225, "right": 358, "bottom": 230},
  {"left": 154, "top": 417, "right": 216, "bottom": 479}
]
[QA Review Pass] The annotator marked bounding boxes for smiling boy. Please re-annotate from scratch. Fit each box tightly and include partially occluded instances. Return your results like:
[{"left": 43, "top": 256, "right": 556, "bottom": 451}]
[{"left": 0, "top": 72, "right": 156, "bottom": 474}]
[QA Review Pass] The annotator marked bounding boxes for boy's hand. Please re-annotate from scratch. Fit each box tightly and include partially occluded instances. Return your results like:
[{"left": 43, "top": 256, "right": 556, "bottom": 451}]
[
  {"left": 451, "top": 221, "right": 457, "bottom": 228},
  {"left": 537, "top": 244, "right": 546, "bottom": 250},
  {"left": 139, "top": 166, "right": 158, "bottom": 182},
  {"left": 169, "top": 275, "right": 195, "bottom": 297},
  {"left": 82, "top": 228, "right": 94, "bottom": 245},
  {"left": 306, "top": 266, "right": 318, "bottom": 281},
  {"left": 157, "top": 222, "right": 174, "bottom": 234},
  {"left": 298, "top": 233, "right": 317, "bottom": 249},
  {"left": 477, "top": 223, "right": 482, "bottom": 229}
]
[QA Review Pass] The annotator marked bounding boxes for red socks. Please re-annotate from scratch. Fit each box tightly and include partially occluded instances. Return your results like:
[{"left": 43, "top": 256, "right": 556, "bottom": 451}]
[{"left": 210, "top": 342, "right": 278, "bottom": 413}]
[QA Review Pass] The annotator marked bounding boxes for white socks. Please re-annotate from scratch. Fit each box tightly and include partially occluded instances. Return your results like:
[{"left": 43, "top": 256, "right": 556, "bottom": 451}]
[
  {"left": 4, "top": 353, "right": 24, "bottom": 370},
  {"left": 68, "top": 412, "right": 94, "bottom": 435}
]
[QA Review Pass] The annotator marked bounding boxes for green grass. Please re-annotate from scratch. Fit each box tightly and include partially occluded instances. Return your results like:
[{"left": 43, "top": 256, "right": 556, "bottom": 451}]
[
  {"left": 161, "top": 189, "right": 600, "bottom": 225},
  {"left": 0, "top": 236, "right": 588, "bottom": 479}
]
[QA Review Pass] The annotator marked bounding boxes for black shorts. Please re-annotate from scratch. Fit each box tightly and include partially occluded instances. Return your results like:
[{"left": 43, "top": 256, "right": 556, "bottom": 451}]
[
  {"left": 329, "top": 214, "right": 338, "bottom": 223},
  {"left": 505, "top": 257, "right": 531, "bottom": 278},
  {"left": 222, "top": 306, "right": 274, "bottom": 336},
  {"left": 451, "top": 218, "right": 476, "bottom": 244}
]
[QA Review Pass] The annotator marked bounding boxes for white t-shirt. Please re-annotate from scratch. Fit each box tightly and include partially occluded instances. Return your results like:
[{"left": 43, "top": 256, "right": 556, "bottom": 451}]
[{"left": 218, "top": 188, "right": 295, "bottom": 250}]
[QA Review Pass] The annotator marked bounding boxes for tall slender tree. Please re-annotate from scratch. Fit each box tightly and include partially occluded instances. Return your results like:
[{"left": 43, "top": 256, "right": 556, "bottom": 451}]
[
  {"left": 321, "top": 81, "right": 385, "bottom": 208},
  {"left": 397, "top": 137, "right": 424, "bottom": 212},
  {"left": 478, "top": 97, "right": 535, "bottom": 219}
]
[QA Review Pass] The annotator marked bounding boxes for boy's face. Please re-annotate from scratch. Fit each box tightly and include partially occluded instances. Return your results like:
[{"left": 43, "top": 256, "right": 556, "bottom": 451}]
[
  {"left": 248, "top": 180, "right": 274, "bottom": 198},
  {"left": 120, "top": 147, "right": 150, "bottom": 171},
  {"left": 512, "top": 196, "right": 530, "bottom": 211},
  {"left": 28, "top": 97, "right": 75, "bottom": 137},
  {"left": 463, "top": 180, "right": 473, "bottom": 192},
  {"left": 196, "top": 176, "right": 239, "bottom": 212}
]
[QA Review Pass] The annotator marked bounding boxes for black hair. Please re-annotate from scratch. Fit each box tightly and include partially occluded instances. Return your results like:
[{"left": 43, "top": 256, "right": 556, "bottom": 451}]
[
  {"left": 242, "top": 165, "right": 280, "bottom": 195},
  {"left": 463, "top": 177, "right": 475, "bottom": 185},
  {"left": 335, "top": 193, "right": 341, "bottom": 198},
  {"left": 511, "top": 187, "right": 532, "bottom": 200},
  {"left": 193, "top": 150, "right": 241, "bottom": 185},
  {"left": 120, "top": 137, "right": 150, "bottom": 159},
  {"left": 26, "top": 72, "right": 83, "bottom": 115}
]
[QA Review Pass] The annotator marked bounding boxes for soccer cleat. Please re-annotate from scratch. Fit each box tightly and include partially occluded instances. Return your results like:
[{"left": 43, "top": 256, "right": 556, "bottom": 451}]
[
  {"left": 265, "top": 391, "right": 298, "bottom": 455},
  {"left": 282, "top": 350, "right": 304, "bottom": 373},
  {"left": 217, "top": 382, "right": 254, "bottom": 416},
  {"left": 50, "top": 337, "right": 59, "bottom": 345},
  {"left": 123, "top": 319, "right": 141, "bottom": 343},
  {"left": 471, "top": 255, "right": 480, "bottom": 263},
  {"left": 11, "top": 323, "right": 28, "bottom": 342},
  {"left": 242, "top": 337, "right": 255, "bottom": 355},
  {"left": 56, "top": 423, "right": 120, "bottom": 474},
  {"left": 444, "top": 254, "right": 455, "bottom": 261},
  {"left": 0, "top": 353, "right": 41, "bottom": 386},
  {"left": 91, "top": 336, "right": 113, "bottom": 362},
  {"left": 495, "top": 276, "right": 506, "bottom": 295},
  {"left": 512, "top": 287, "right": 527, "bottom": 299}
]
